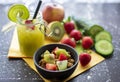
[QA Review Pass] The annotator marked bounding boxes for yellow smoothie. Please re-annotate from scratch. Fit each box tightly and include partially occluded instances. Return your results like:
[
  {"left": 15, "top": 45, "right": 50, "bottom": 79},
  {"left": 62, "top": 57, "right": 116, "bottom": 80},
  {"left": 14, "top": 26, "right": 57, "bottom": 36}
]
[{"left": 17, "top": 20, "right": 44, "bottom": 56}]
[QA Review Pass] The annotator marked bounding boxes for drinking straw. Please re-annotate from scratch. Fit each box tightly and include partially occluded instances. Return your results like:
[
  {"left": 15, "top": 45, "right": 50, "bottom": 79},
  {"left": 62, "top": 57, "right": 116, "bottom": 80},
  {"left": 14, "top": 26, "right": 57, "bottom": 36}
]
[{"left": 33, "top": 0, "right": 42, "bottom": 19}]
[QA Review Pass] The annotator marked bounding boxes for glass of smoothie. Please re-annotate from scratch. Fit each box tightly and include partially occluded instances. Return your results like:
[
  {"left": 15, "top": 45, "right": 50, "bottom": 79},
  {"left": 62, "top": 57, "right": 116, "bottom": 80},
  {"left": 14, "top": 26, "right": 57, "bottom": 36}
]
[
  {"left": 17, "top": 13, "right": 45, "bottom": 57},
  {"left": 7, "top": 3, "right": 52, "bottom": 57}
]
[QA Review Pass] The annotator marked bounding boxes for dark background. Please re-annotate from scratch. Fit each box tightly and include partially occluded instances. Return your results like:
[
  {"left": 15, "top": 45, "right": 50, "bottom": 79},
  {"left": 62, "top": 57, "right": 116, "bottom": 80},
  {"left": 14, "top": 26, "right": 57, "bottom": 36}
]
[{"left": 0, "top": 2, "right": 120, "bottom": 82}]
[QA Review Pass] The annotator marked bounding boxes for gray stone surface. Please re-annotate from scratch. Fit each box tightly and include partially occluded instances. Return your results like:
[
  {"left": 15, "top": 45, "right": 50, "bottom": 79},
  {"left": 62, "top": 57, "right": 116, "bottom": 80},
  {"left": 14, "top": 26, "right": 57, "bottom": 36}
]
[{"left": 0, "top": 3, "right": 120, "bottom": 82}]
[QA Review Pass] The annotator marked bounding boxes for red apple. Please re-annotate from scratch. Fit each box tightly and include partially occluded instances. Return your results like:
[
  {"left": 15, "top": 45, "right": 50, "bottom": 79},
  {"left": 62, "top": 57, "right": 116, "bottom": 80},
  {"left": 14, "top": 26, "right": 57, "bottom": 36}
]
[{"left": 42, "top": 2, "right": 65, "bottom": 23}]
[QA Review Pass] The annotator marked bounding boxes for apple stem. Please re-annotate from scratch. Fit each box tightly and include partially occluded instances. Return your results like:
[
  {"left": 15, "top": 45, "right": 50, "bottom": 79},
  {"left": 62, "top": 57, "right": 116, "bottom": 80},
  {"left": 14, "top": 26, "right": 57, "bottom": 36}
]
[{"left": 33, "top": 0, "right": 42, "bottom": 19}]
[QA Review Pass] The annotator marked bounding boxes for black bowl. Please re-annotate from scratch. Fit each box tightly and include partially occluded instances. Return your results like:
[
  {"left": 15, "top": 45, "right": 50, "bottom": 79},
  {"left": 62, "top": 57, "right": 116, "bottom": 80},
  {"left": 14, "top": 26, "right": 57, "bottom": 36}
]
[{"left": 33, "top": 44, "right": 79, "bottom": 81}]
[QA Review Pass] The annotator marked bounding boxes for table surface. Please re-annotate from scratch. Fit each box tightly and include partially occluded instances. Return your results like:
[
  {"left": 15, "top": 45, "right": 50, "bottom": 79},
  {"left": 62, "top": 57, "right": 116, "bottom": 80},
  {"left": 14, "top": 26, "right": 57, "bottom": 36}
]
[{"left": 0, "top": 2, "right": 120, "bottom": 82}]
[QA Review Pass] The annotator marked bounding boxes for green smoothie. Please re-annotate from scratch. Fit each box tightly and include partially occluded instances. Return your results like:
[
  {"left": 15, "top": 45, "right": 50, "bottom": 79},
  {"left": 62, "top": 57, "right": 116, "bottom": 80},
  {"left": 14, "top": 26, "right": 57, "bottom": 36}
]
[{"left": 17, "top": 20, "right": 44, "bottom": 56}]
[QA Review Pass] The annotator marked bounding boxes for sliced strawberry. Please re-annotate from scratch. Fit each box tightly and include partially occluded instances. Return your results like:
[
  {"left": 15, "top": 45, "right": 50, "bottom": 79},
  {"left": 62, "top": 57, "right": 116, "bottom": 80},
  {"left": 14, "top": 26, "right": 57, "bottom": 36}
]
[
  {"left": 46, "top": 63, "right": 57, "bottom": 71},
  {"left": 25, "top": 20, "right": 35, "bottom": 30},
  {"left": 58, "top": 53, "right": 67, "bottom": 61},
  {"left": 25, "top": 20, "right": 33, "bottom": 24}
]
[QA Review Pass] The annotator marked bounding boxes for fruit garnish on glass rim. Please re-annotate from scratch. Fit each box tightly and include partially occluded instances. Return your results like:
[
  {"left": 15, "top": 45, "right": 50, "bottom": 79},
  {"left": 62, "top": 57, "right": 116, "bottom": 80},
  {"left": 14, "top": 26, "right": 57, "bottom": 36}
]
[
  {"left": 8, "top": 4, "right": 30, "bottom": 22},
  {"left": 2, "top": 4, "right": 30, "bottom": 32}
]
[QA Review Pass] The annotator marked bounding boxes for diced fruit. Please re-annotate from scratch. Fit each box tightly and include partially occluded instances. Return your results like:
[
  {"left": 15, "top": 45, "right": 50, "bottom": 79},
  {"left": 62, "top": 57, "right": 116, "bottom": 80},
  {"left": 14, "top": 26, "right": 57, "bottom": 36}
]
[
  {"left": 88, "top": 25, "right": 104, "bottom": 38},
  {"left": 54, "top": 48, "right": 70, "bottom": 57},
  {"left": 46, "top": 63, "right": 57, "bottom": 71},
  {"left": 52, "top": 47, "right": 59, "bottom": 55},
  {"left": 25, "top": 20, "right": 35, "bottom": 30},
  {"left": 56, "top": 60, "right": 68, "bottom": 70},
  {"left": 64, "top": 22, "right": 75, "bottom": 34},
  {"left": 58, "top": 53, "right": 67, "bottom": 61},
  {"left": 47, "top": 21, "right": 65, "bottom": 41},
  {"left": 43, "top": 50, "right": 55, "bottom": 64},
  {"left": 95, "top": 40, "right": 114, "bottom": 57},
  {"left": 79, "top": 53, "right": 91, "bottom": 66},
  {"left": 8, "top": 4, "right": 29, "bottom": 22},
  {"left": 95, "top": 31, "right": 112, "bottom": 42},
  {"left": 61, "top": 38, "right": 76, "bottom": 48},
  {"left": 82, "top": 36, "right": 94, "bottom": 49},
  {"left": 70, "top": 29, "right": 82, "bottom": 41}
]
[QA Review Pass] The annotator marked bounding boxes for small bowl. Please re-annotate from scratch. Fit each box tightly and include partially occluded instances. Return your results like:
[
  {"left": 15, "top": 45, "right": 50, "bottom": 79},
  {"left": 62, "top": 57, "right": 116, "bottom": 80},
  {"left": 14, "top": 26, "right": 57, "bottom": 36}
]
[{"left": 33, "top": 44, "right": 79, "bottom": 80}]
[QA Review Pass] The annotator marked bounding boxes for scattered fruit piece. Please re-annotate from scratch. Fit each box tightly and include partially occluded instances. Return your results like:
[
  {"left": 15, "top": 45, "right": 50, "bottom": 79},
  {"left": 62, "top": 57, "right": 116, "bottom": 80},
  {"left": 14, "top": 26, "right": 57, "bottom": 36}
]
[
  {"left": 58, "top": 53, "right": 67, "bottom": 61},
  {"left": 46, "top": 63, "right": 57, "bottom": 71},
  {"left": 95, "top": 40, "right": 114, "bottom": 57},
  {"left": 56, "top": 60, "right": 68, "bottom": 70},
  {"left": 70, "top": 29, "right": 82, "bottom": 41},
  {"left": 64, "top": 22, "right": 75, "bottom": 34},
  {"left": 47, "top": 21, "right": 65, "bottom": 41},
  {"left": 61, "top": 37, "right": 76, "bottom": 48},
  {"left": 79, "top": 53, "right": 91, "bottom": 66},
  {"left": 82, "top": 36, "right": 94, "bottom": 49},
  {"left": 42, "top": 2, "right": 65, "bottom": 23}
]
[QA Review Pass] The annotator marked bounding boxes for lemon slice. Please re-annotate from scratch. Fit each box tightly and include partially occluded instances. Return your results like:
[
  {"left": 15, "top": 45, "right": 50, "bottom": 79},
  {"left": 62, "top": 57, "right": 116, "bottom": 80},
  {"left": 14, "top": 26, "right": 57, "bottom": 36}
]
[{"left": 8, "top": 4, "right": 29, "bottom": 22}]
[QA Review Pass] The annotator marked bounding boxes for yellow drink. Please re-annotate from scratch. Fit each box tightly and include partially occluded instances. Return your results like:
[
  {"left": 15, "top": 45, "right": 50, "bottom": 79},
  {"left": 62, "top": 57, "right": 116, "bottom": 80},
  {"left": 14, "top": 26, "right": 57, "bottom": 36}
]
[{"left": 17, "top": 19, "right": 44, "bottom": 56}]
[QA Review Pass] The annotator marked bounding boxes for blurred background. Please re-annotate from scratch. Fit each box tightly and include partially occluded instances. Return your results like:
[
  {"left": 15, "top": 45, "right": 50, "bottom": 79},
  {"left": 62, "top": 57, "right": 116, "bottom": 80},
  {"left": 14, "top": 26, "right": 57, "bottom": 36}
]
[{"left": 0, "top": 0, "right": 120, "bottom": 4}]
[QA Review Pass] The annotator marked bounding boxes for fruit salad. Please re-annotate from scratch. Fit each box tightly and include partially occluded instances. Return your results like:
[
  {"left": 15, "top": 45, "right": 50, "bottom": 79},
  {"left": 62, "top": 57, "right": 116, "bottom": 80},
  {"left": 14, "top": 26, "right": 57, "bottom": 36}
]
[{"left": 38, "top": 47, "right": 75, "bottom": 71}]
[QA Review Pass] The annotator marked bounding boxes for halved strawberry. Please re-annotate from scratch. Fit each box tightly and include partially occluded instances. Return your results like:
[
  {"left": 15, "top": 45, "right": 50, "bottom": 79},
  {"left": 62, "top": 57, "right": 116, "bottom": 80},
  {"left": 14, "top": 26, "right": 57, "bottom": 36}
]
[
  {"left": 45, "top": 63, "right": 57, "bottom": 71},
  {"left": 25, "top": 20, "right": 35, "bottom": 30},
  {"left": 58, "top": 53, "right": 67, "bottom": 61}
]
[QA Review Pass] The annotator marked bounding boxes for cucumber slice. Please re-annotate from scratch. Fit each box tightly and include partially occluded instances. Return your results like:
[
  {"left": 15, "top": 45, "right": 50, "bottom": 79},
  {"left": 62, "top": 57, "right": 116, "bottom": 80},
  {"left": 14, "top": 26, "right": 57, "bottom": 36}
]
[
  {"left": 88, "top": 25, "right": 104, "bottom": 38},
  {"left": 8, "top": 4, "right": 29, "bottom": 22},
  {"left": 95, "top": 31, "right": 112, "bottom": 42},
  {"left": 95, "top": 40, "right": 114, "bottom": 57}
]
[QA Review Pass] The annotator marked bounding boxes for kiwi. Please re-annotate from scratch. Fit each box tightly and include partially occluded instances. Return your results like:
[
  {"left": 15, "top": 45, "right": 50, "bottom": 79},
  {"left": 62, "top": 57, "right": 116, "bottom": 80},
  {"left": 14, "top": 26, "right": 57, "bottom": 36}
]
[{"left": 47, "top": 21, "right": 65, "bottom": 41}]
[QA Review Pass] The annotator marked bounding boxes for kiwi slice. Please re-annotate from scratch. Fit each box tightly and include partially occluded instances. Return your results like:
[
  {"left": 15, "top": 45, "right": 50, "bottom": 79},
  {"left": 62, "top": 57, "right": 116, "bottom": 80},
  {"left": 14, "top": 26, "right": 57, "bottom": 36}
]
[
  {"left": 8, "top": 4, "right": 29, "bottom": 22},
  {"left": 47, "top": 21, "right": 65, "bottom": 41}
]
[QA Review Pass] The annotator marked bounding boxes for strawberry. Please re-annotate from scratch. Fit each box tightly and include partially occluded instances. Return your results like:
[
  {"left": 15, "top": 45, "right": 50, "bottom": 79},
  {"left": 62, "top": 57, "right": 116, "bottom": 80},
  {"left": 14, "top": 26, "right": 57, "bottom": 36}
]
[
  {"left": 79, "top": 53, "right": 91, "bottom": 66},
  {"left": 61, "top": 37, "right": 76, "bottom": 48},
  {"left": 25, "top": 20, "right": 35, "bottom": 30},
  {"left": 82, "top": 36, "right": 94, "bottom": 49},
  {"left": 58, "top": 53, "right": 67, "bottom": 61},
  {"left": 70, "top": 29, "right": 82, "bottom": 41},
  {"left": 64, "top": 22, "right": 75, "bottom": 34},
  {"left": 46, "top": 63, "right": 57, "bottom": 71}
]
